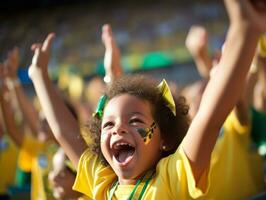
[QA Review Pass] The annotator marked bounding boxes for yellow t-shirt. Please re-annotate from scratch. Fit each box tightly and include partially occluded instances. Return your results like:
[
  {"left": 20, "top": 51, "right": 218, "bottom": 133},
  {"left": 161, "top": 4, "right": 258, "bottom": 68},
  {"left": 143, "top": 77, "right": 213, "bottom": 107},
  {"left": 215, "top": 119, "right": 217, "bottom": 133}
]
[
  {"left": 31, "top": 141, "right": 58, "bottom": 200},
  {"left": 17, "top": 135, "right": 57, "bottom": 200},
  {"left": 0, "top": 135, "right": 18, "bottom": 194},
  {"left": 17, "top": 135, "right": 43, "bottom": 172},
  {"left": 73, "top": 111, "right": 265, "bottom": 200},
  {"left": 73, "top": 146, "right": 208, "bottom": 200},
  {"left": 205, "top": 112, "right": 265, "bottom": 199}
]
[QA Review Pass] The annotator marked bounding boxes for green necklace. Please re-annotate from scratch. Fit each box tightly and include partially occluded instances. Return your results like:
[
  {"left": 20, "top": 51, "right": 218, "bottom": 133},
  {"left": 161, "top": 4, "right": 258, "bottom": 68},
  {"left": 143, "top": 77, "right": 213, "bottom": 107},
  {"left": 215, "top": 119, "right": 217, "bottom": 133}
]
[{"left": 107, "top": 171, "right": 154, "bottom": 200}]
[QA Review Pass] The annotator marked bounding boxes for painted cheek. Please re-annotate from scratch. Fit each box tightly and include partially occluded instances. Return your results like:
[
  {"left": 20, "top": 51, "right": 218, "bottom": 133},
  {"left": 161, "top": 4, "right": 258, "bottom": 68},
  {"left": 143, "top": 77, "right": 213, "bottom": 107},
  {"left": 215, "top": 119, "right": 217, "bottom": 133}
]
[{"left": 137, "top": 122, "right": 157, "bottom": 145}]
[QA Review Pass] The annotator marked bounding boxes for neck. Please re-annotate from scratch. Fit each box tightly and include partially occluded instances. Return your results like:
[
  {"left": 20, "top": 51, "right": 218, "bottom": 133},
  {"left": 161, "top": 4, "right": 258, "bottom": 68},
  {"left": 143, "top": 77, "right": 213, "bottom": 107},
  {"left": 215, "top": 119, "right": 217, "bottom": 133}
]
[{"left": 118, "top": 169, "right": 155, "bottom": 185}]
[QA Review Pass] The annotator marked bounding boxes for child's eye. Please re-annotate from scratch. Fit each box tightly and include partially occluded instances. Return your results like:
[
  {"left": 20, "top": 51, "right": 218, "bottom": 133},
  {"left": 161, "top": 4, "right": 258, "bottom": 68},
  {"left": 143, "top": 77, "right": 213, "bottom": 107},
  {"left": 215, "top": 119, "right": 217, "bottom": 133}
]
[
  {"left": 102, "top": 121, "right": 114, "bottom": 129},
  {"left": 129, "top": 118, "right": 144, "bottom": 125}
]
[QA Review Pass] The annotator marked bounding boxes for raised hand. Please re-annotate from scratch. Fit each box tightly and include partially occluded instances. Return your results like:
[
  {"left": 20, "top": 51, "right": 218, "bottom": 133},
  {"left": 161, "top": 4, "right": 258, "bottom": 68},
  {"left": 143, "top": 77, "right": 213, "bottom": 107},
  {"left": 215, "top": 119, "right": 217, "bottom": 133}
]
[
  {"left": 185, "top": 26, "right": 209, "bottom": 58},
  {"left": 29, "top": 32, "right": 87, "bottom": 168},
  {"left": 102, "top": 24, "right": 122, "bottom": 83},
  {"left": 4, "top": 47, "right": 19, "bottom": 79},
  {"left": 224, "top": 0, "right": 266, "bottom": 33},
  {"left": 185, "top": 25, "right": 212, "bottom": 78},
  {"left": 29, "top": 33, "right": 55, "bottom": 77}
]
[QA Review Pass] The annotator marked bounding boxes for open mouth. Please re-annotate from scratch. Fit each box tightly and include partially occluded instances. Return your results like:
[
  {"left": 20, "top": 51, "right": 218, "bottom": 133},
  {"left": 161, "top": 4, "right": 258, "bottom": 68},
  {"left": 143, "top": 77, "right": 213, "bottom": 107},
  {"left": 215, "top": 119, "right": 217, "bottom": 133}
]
[{"left": 112, "top": 142, "right": 135, "bottom": 165}]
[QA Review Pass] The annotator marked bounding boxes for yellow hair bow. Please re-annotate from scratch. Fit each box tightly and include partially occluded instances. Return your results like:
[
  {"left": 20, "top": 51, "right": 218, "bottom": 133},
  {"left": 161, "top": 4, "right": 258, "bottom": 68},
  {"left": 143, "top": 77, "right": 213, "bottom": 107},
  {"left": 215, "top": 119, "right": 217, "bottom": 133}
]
[{"left": 157, "top": 79, "right": 176, "bottom": 116}]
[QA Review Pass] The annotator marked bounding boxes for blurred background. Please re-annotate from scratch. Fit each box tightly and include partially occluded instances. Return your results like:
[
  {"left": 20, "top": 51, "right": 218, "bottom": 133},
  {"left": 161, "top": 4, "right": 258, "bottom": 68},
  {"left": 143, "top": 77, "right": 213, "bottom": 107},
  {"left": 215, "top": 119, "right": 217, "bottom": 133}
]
[
  {"left": 2, "top": 2, "right": 266, "bottom": 200},
  {"left": 0, "top": 0, "right": 227, "bottom": 86}
]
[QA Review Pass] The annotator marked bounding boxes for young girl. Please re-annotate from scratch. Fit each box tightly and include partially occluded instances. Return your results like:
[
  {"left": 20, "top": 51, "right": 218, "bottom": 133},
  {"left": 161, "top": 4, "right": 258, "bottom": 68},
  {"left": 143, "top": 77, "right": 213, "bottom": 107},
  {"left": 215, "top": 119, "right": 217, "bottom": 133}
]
[{"left": 28, "top": 0, "right": 266, "bottom": 199}]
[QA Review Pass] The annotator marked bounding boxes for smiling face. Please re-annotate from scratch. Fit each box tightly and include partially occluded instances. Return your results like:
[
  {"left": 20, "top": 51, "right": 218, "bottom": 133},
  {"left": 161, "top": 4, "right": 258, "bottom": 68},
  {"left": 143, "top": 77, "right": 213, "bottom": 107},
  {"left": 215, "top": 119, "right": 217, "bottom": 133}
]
[{"left": 101, "top": 94, "right": 163, "bottom": 184}]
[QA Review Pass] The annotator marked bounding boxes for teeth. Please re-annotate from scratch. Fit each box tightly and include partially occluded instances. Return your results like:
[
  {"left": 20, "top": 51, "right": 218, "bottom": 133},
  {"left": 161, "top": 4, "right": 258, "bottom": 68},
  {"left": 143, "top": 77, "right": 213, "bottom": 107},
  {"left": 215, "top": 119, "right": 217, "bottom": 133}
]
[{"left": 113, "top": 142, "right": 133, "bottom": 149}]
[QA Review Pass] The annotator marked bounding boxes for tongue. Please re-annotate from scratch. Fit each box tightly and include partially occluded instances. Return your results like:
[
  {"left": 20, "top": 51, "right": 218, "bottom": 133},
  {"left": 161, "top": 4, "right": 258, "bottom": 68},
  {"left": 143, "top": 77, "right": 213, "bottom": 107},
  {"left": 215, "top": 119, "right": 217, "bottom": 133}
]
[{"left": 118, "top": 149, "right": 134, "bottom": 163}]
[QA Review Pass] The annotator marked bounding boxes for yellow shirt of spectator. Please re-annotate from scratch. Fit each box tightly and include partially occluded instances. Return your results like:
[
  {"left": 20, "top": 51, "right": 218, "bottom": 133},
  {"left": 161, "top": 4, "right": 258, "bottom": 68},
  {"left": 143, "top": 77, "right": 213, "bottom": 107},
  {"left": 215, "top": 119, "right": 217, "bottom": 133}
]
[
  {"left": 205, "top": 111, "right": 265, "bottom": 199},
  {"left": 17, "top": 134, "right": 42, "bottom": 172},
  {"left": 17, "top": 135, "right": 58, "bottom": 200},
  {"left": 0, "top": 135, "right": 18, "bottom": 194}
]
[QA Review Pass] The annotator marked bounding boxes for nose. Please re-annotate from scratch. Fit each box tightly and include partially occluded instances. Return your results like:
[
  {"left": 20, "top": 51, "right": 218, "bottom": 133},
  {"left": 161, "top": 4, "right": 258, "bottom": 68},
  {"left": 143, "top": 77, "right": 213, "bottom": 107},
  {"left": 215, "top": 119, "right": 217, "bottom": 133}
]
[{"left": 112, "top": 122, "right": 127, "bottom": 135}]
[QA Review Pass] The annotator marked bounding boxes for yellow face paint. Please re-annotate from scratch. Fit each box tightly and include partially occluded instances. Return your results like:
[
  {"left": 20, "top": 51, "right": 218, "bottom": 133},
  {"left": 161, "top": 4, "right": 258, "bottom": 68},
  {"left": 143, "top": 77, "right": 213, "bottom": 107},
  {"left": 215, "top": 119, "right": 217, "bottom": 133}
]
[{"left": 137, "top": 122, "right": 157, "bottom": 145}]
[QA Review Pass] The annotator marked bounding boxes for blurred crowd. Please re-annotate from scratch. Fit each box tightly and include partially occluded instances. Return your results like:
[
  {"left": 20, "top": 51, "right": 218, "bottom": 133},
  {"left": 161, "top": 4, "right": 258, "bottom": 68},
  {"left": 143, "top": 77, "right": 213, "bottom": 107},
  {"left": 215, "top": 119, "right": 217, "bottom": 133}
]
[{"left": 1, "top": 1, "right": 266, "bottom": 200}]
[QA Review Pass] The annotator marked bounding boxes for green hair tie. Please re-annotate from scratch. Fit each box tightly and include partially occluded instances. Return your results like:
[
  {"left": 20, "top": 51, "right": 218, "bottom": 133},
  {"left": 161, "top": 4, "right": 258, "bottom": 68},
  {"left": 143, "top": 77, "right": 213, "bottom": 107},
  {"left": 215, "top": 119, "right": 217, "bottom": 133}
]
[{"left": 93, "top": 95, "right": 107, "bottom": 119}]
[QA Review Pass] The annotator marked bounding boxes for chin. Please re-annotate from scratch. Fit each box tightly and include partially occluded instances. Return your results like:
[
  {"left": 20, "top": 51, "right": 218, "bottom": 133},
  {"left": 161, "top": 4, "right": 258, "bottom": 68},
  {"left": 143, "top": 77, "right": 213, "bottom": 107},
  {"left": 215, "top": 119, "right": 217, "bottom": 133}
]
[{"left": 115, "top": 167, "right": 144, "bottom": 184}]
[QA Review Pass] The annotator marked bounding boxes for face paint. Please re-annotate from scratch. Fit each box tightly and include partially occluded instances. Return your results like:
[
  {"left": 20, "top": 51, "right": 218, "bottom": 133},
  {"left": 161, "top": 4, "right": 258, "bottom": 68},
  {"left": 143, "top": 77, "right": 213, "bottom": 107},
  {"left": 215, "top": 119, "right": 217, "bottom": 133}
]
[{"left": 137, "top": 122, "right": 157, "bottom": 145}]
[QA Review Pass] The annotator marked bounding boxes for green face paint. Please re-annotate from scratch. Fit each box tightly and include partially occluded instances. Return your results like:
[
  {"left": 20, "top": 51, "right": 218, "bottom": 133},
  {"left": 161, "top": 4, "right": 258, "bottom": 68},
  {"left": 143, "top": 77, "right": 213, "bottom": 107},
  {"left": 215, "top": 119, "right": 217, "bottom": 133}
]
[{"left": 137, "top": 122, "right": 157, "bottom": 145}]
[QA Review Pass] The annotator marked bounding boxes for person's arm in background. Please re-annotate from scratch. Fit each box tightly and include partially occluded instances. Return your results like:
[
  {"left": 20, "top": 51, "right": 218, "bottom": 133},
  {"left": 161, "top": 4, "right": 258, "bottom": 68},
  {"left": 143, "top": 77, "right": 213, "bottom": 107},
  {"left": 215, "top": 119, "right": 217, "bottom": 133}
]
[
  {"left": 258, "top": 55, "right": 266, "bottom": 112},
  {"left": 235, "top": 38, "right": 266, "bottom": 126},
  {"left": 253, "top": 37, "right": 266, "bottom": 113},
  {"left": 0, "top": 63, "right": 24, "bottom": 147},
  {"left": 28, "top": 33, "right": 87, "bottom": 168},
  {"left": 185, "top": 25, "right": 213, "bottom": 79},
  {"left": 0, "top": 94, "right": 6, "bottom": 140},
  {"left": 185, "top": 24, "right": 250, "bottom": 125},
  {"left": 182, "top": 0, "right": 266, "bottom": 184},
  {"left": 5, "top": 47, "right": 41, "bottom": 135},
  {"left": 102, "top": 24, "right": 123, "bottom": 84},
  {"left": 0, "top": 113, "right": 5, "bottom": 140}
]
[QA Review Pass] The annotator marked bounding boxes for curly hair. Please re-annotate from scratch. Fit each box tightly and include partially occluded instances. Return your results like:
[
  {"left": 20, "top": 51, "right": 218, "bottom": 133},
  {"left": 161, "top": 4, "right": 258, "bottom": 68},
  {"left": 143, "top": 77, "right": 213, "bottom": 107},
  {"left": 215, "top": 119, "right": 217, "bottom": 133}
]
[{"left": 85, "top": 75, "right": 190, "bottom": 165}]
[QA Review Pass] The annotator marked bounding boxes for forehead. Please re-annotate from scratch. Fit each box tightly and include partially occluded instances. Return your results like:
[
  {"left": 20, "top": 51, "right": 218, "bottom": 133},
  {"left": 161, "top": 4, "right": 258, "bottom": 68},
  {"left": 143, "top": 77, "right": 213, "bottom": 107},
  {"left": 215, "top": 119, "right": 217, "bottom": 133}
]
[{"left": 103, "top": 94, "right": 153, "bottom": 118}]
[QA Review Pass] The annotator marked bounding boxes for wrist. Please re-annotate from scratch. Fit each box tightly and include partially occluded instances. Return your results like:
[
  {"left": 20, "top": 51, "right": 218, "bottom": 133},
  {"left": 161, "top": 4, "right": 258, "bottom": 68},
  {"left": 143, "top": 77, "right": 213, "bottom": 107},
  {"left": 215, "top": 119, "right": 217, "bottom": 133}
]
[{"left": 29, "top": 64, "right": 49, "bottom": 81}]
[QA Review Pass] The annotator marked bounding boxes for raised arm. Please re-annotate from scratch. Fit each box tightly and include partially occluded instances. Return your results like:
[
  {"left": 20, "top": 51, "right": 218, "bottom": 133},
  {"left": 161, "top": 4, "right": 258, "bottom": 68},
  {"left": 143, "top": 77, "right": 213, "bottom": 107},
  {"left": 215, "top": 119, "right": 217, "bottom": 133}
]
[
  {"left": 0, "top": 63, "right": 24, "bottom": 147},
  {"left": 28, "top": 33, "right": 87, "bottom": 168},
  {"left": 185, "top": 25, "right": 213, "bottom": 79},
  {"left": 102, "top": 24, "right": 123, "bottom": 84},
  {"left": 253, "top": 40, "right": 266, "bottom": 112},
  {"left": 5, "top": 47, "right": 41, "bottom": 135},
  {"left": 182, "top": 0, "right": 266, "bottom": 183},
  {"left": 258, "top": 55, "right": 266, "bottom": 111}
]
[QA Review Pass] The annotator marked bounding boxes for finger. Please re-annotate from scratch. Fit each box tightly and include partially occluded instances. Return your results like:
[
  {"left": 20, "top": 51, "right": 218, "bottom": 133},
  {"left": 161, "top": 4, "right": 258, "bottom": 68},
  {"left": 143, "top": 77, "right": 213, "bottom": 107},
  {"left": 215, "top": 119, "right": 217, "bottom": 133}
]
[
  {"left": 103, "top": 24, "right": 112, "bottom": 35},
  {"left": 31, "top": 47, "right": 41, "bottom": 66},
  {"left": 31, "top": 43, "right": 42, "bottom": 51},
  {"left": 102, "top": 24, "right": 113, "bottom": 43},
  {"left": 42, "top": 33, "right": 55, "bottom": 52}
]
